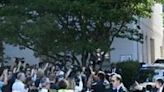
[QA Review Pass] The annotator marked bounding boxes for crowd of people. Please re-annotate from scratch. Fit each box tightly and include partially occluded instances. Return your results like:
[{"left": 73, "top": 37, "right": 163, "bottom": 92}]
[{"left": 0, "top": 58, "right": 163, "bottom": 92}]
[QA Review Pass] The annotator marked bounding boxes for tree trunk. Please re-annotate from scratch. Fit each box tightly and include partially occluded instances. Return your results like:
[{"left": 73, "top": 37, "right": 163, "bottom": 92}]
[
  {"left": 72, "top": 53, "right": 81, "bottom": 66},
  {"left": 0, "top": 40, "right": 3, "bottom": 62},
  {"left": 81, "top": 50, "right": 89, "bottom": 67},
  {"left": 108, "top": 51, "right": 111, "bottom": 64}
]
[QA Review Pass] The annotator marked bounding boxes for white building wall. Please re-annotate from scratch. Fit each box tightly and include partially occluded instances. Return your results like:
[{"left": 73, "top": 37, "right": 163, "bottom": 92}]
[
  {"left": 151, "top": 3, "right": 163, "bottom": 61},
  {"left": 111, "top": 4, "right": 163, "bottom": 63},
  {"left": 140, "top": 3, "right": 163, "bottom": 63},
  {"left": 140, "top": 18, "right": 152, "bottom": 63},
  {"left": 162, "top": 30, "right": 164, "bottom": 58},
  {"left": 3, "top": 44, "right": 39, "bottom": 65},
  {"left": 110, "top": 38, "right": 138, "bottom": 62}
]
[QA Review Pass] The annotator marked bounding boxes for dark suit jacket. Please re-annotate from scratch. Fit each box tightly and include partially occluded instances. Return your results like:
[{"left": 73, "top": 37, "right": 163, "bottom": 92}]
[
  {"left": 110, "top": 87, "right": 126, "bottom": 92},
  {"left": 153, "top": 87, "right": 164, "bottom": 92},
  {"left": 91, "top": 81, "right": 105, "bottom": 92}
]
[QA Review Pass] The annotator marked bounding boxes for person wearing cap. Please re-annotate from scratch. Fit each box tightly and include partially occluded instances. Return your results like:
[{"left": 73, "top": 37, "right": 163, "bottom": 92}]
[
  {"left": 111, "top": 74, "right": 127, "bottom": 92},
  {"left": 155, "top": 79, "right": 164, "bottom": 92}
]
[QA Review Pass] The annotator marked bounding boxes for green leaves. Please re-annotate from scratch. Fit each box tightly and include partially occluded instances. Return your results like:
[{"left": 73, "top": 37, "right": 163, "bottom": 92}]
[{"left": 0, "top": 0, "right": 163, "bottom": 58}]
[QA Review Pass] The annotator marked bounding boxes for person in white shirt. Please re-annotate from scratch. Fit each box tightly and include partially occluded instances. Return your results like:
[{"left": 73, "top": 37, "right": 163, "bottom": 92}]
[
  {"left": 12, "top": 72, "right": 28, "bottom": 92},
  {"left": 155, "top": 79, "right": 164, "bottom": 92},
  {"left": 74, "top": 75, "right": 83, "bottom": 92}
]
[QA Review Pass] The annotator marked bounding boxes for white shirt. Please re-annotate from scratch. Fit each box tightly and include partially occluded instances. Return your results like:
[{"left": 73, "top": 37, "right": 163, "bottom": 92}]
[
  {"left": 58, "top": 89, "right": 74, "bottom": 92},
  {"left": 116, "top": 83, "right": 127, "bottom": 92},
  {"left": 158, "top": 86, "right": 164, "bottom": 92},
  {"left": 12, "top": 80, "right": 28, "bottom": 92},
  {"left": 56, "top": 70, "right": 64, "bottom": 81},
  {"left": 74, "top": 76, "right": 83, "bottom": 92},
  {"left": 32, "top": 74, "right": 37, "bottom": 81},
  {"left": 116, "top": 84, "right": 122, "bottom": 92}
]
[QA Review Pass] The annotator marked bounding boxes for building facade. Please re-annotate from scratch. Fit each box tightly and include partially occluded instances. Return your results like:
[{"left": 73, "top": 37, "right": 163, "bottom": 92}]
[{"left": 111, "top": 3, "right": 164, "bottom": 63}]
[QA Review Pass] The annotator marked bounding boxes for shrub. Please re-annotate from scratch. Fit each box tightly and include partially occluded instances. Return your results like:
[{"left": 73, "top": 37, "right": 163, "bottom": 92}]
[{"left": 116, "top": 60, "right": 140, "bottom": 89}]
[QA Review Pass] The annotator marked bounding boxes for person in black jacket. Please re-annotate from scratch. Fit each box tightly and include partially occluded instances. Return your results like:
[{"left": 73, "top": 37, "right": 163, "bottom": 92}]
[
  {"left": 155, "top": 79, "right": 164, "bottom": 92},
  {"left": 91, "top": 71, "right": 106, "bottom": 92},
  {"left": 110, "top": 74, "right": 127, "bottom": 92}
]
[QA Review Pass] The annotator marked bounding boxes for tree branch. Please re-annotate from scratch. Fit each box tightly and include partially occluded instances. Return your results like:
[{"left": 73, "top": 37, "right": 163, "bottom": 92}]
[
  {"left": 17, "top": 33, "right": 59, "bottom": 61},
  {"left": 108, "top": 21, "right": 126, "bottom": 47}
]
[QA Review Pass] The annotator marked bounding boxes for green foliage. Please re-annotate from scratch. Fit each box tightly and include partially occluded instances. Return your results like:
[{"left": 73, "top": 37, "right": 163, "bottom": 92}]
[
  {"left": 116, "top": 61, "right": 140, "bottom": 88},
  {"left": 0, "top": 0, "right": 163, "bottom": 59}
]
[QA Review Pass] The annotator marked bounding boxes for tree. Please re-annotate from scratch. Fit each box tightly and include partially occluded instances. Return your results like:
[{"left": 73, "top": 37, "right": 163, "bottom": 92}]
[{"left": 0, "top": 0, "right": 163, "bottom": 66}]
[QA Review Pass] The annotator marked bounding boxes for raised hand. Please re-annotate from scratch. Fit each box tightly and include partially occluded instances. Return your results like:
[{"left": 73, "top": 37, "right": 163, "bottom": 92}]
[
  {"left": 3, "top": 69, "right": 8, "bottom": 76},
  {"left": 89, "top": 66, "right": 95, "bottom": 75}
]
